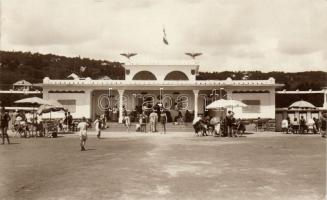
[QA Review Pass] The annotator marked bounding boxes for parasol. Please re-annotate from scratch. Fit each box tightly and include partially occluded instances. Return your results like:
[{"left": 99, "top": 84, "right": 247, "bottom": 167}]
[
  {"left": 15, "top": 97, "right": 50, "bottom": 105},
  {"left": 206, "top": 99, "right": 247, "bottom": 109},
  {"left": 289, "top": 100, "right": 315, "bottom": 109},
  {"left": 37, "top": 100, "right": 67, "bottom": 120}
]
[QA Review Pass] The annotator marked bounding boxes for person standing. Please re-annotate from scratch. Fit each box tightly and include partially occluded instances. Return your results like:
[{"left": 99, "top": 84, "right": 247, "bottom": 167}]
[
  {"left": 320, "top": 113, "right": 327, "bottom": 138},
  {"left": 124, "top": 112, "right": 131, "bottom": 132},
  {"left": 12, "top": 110, "right": 18, "bottom": 127},
  {"left": 292, "top": 117, "right": 299, "bottom": 134},
  {"left": 77, "top": 117, "right": 88, "bottom": 151},
  {"left": 94, "top": 116, "right": 102, "bottom": 139},
  {"left": 67, "top": 112, "right": 73, "bottom": 131},
  {"left": 0, "top": 107, "right": 11, "bottom": 144},
  {"left": 149, "top": 110, "right": 157, "bottom": 133},
  {"left": 160, "top": 109, "right": 167, "bottom": 134},
  {"left": 281, "top": 118, "right": 289, "bottom": 134},
  {"left": 226, "top": 111, "right": 234, "bottom": 137},
  {"left": 299, "top": 116, "right": 306, "bottom": 134}
]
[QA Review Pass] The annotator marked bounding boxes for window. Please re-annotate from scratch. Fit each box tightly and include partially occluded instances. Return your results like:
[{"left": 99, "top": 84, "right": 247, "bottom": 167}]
[
  {"left": 164, "top": 71, "right": 189, "bottom": 80},
  {"left": 132, "top": 71, "right": 157, "bottom": 80},
  {"left": 242, "top": 100, "right": 260, "bottom": 113},
  {"left": 58, "top": 100, "right": 76, "bottom": 113}
]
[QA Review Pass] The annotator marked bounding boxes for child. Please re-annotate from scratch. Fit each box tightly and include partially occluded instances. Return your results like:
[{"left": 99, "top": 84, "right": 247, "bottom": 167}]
[
  {"left": 77, "top": 117, "right": 88, "bottom": 151},
  {"left": 94, "top": 116, "right": 102, "bottom": 139}
]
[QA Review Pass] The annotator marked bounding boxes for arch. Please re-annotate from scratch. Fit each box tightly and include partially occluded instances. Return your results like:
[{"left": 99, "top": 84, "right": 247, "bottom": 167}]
[
  {"left": 164, "top": 71, "right": 189, "bottom": 80},
  {"left": 132, "top": 71, "right": 157, "bottom": 80}
]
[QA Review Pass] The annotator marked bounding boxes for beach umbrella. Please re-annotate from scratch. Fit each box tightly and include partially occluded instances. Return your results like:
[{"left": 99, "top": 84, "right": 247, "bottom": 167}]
[
  {"left": 15, "top": 97, "right": 50, "bottom": 105},
  {"left": 206, "top": 99, "right": 247, "bottom": 109},
  {"left": 37, "top": 105, "right": 67, "bottom": 114},
  {"left": 289, "top": 100, "right": 315, "bottom": 109},
  {"left": 37, "top": 100, "right": 67, "bottom": 120}
]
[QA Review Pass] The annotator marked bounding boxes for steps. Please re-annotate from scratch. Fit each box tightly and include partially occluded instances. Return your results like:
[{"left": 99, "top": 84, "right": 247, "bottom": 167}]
[{"left": 101, "top": 122, "right": 194, "bottom": 132}]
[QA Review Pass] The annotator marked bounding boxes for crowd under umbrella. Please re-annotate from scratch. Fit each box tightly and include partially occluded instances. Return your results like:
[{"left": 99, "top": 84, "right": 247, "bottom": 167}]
[
  {"left": 15, "top": 97, "right": 53, "bottom": 135},
  {"left": 15, "top": 97, "right": 52, "bottom": 117}
]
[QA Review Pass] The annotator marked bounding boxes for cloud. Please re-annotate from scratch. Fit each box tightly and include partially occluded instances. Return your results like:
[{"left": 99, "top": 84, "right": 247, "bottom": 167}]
[{"left": 2, "top": 0, "right": 102, "bottom": 46}]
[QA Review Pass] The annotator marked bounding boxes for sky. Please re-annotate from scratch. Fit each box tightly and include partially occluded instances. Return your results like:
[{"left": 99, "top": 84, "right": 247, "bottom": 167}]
[{"left": 1, "top": 0, "right": 327, "bottom": 72}]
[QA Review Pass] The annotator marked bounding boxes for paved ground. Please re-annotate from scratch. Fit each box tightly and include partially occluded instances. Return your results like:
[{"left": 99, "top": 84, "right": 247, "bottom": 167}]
[{"left": 0, "top": 131, "right": 326, "bottom": 200}]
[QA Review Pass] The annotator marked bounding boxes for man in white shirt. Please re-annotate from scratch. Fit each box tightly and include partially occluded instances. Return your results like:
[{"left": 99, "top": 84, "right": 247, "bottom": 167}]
[
  {"left": 77, "top": 117, "right": 88, "bottom": 151},
  {"left": 281, "top": 118, "right": 289, "bottom": 134},
  {"left": 149, "top": 110, "right": 157, "bottom": 132}
]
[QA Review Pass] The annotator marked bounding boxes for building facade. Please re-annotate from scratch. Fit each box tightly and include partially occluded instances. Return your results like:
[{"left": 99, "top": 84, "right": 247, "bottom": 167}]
[{"left": 41, "top": 64, "right": 283, "bottom": 122}]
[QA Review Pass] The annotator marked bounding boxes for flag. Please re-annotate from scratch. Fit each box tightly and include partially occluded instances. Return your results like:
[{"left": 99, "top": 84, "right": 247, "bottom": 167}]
[{"left": 163, "top": 28, "right": 169, "bottom": 45}]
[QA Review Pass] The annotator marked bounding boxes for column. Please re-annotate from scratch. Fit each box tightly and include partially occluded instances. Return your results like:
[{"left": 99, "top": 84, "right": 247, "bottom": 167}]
[
  {"left": 269, "top": 89, "right": 276, "bottom": 119},
  {"left": 295, "top": 111, "right": 300, "bottom": 121},
  {"left": 193, "top": 90, "right": 199, "bottom": 119},
  {"left": 118, "top": 89, "right": 125, "bottom": 123},
  {"left": 84, "top": 89, "right": 92, "bottom": 119}
]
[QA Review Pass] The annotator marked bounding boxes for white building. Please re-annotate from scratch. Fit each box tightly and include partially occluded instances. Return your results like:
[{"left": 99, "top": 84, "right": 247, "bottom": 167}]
[{"left": 41, "top": 64, "right": 283, "bottom": 123}]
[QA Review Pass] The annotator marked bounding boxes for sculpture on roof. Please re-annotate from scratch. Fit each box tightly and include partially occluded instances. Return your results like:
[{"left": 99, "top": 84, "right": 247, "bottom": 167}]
[
  {"left": 185, "top": 52, "right": 202, "bottom": 59},
  {"left": 120, "top": 53, "right": 137, "bottom": 60}
]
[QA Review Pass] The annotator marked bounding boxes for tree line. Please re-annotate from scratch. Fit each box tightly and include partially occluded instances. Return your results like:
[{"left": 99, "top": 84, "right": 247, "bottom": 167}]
[{"left": 1, "top": 50, "right": 326, "bottom": 91}]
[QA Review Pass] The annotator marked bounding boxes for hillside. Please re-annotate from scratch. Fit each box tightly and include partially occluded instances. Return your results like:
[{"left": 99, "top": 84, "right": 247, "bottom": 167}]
[
  {"left": 0, "top": 51, "right": 326, "bottom": 91},
  {"left": 197, "top": 71, "right": 327, "bottom": 91},
  {"left": 0, "top": 51, "right": 125, "bottom": 90}
]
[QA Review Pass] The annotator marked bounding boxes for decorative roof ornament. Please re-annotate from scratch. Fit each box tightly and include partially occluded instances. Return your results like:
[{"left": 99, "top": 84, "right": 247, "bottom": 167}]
[
  {"left": 120, "top": 53, "right": 138, "bottom": 65},
  {"left": 120, "top": 53, "right": 137, "bottom": 60},
  {"left": 185, "top": 53, "right": 202, "bottom": 59}
]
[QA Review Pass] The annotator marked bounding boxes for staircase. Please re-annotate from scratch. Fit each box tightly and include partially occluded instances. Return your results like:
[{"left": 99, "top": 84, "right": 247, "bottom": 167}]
[{"left": 102, "top": 122, "right": 194, "bottom": 132}]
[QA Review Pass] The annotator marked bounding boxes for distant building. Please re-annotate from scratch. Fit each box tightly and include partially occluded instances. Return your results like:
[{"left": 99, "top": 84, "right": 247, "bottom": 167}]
[
  {"left": 13, "top": 80, "right": 33, "bottom": 91},
  {"left": 275, "top": 88, "right": 327, "bottom": 131},
  {"left": 41, "top": 63, "right": 283, "bottom": 127}
]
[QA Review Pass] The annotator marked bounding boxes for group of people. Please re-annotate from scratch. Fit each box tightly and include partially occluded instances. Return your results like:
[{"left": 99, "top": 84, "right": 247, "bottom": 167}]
[
  {"left": 59, "top": 112, "right": 74, "bottom": 132},
  {"left": 11, "top": 110, "right": 43, "bottom": 137},
  {"left": 281, "top": 115, "right": 326, "bottom": 136},
  {"left": 192, "top": 110, "right": 246, "bottom": 138},
  {"left": 134, "top": 109, "right": 168, "bottom": 134}
]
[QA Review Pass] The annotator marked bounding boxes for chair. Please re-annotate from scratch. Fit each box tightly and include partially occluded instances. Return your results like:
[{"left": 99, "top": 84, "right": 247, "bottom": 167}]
[
  {"left": 256, "top": 120, "right": 266, "bottom": 132},
  {"left": 140, "top": 123, "right": 146, "bottom": 132}
]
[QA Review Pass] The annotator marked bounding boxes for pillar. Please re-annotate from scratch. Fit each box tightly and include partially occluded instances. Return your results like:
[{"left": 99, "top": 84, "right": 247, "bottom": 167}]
[
  {"left": 307, "top": 111, "right": 311, "bottom": 120},
  {"left": 118, "top": 89, "right": 125, "bottom": 123},
  {"left": 193, "top": 90, "right": 199, "bottom": 119},
  {"left": 84, "top": 89, "right": 92, "bottom": 119},
  {"left": 295, "top": 111, "right": 300, "bottom": 121}
]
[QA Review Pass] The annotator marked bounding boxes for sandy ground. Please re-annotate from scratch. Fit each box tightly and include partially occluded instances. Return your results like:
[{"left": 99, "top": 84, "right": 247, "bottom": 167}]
[{"left": 0, "top": 131, "right": 326, "bottom": 200}]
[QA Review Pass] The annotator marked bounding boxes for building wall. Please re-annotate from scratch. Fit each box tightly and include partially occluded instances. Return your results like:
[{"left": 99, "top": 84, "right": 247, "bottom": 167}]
[
  {"left": 45, "top": 91, "right": 92, "bottom": 119},
  {"left": 124, "top": 65, "right": 196, "bottom": 81},
  {"left": 231, "top": 92, "right": 275, "bottom": 119},
  {"left": 91, "top": 90, "right": 196, "bottom": 118}
]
